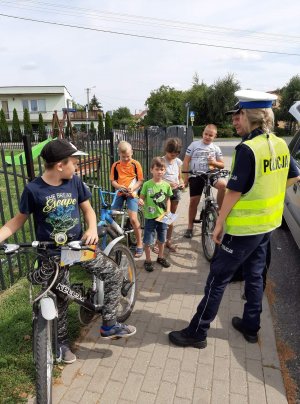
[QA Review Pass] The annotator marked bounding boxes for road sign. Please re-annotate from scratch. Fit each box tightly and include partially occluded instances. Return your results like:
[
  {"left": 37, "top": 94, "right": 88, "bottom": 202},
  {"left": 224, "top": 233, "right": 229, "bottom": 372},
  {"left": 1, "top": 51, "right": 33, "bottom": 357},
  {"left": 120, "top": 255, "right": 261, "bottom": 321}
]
[
  {"left": 190, "top": 111, "right": 195, "bottom": 118},
  {"left": 62, "top": 108, "right": 77, "bottom": 112}
]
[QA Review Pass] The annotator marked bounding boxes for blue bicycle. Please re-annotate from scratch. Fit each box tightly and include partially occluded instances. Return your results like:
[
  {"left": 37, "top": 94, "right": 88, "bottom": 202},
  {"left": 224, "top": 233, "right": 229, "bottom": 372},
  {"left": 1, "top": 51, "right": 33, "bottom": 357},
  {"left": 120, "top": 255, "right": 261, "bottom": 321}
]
[
  {"left": 78, "top": 185, "right": 137, "bottom": 325},
  {"left": 96, "top": 186, "right": 144, "bottom": 249}
]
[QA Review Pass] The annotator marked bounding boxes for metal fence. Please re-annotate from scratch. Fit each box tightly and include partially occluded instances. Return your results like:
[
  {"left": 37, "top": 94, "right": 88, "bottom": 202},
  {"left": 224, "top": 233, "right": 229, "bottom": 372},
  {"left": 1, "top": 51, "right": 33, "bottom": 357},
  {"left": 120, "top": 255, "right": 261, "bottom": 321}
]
[{"left": 0, "top": 127, "right": 193, "bottom": 290}]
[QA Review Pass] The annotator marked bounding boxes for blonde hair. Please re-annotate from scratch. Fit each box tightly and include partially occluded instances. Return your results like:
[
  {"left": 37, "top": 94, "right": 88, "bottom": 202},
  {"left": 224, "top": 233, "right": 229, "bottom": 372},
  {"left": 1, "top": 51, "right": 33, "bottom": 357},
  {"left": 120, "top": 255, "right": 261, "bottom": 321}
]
[
  {"left": 243, "top": 108, "right": 274, "bottom": 134},
  {"left": 204, "top": 124, "right": 217, "bottom": 135},
  {"left": 118, "top": 140, "right": 132, "bottom": 153}
]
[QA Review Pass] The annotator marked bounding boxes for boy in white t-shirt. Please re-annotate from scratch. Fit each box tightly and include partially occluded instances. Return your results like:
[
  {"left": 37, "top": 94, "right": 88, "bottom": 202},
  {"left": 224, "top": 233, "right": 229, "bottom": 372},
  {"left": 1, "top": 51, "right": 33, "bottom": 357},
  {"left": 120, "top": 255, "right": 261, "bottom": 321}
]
[{"left": 182, "top": 124, "right": 226, "bottom": 238}]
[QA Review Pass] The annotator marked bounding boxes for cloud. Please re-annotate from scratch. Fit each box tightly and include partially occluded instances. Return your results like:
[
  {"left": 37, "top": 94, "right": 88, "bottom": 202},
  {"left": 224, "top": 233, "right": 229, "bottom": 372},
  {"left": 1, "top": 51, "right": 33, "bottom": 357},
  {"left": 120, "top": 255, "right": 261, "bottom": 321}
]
[{"left": 21, "top": 62, "right": 38, "bottom": 71}]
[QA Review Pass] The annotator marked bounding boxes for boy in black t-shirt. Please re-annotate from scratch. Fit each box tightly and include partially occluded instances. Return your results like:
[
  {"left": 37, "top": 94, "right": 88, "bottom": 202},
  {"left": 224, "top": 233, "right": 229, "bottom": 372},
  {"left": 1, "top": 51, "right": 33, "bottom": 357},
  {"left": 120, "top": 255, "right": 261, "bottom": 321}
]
[{"left": 0, "top": 139, "right": 136, "bottom": 364}]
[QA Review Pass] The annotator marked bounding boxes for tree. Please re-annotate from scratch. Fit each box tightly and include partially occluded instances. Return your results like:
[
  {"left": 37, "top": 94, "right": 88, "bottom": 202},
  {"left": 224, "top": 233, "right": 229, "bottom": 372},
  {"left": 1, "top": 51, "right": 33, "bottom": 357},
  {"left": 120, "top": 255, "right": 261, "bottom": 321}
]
[
  {"left": 23, "top": 108, "right": 33, "bottom": 139},
  {"left": 12, "top": 108, "right": 22, "bottom": 141},
  {"left": 97, "top": 113, "right": 104, "bottom": 138},
  {"left": 53, "top": 120, "right": 60, "bottom": 138},
  {"left": 89, "top": 94, "right": 102, "bottom": 111},
  {"left": 80, "top": 123, "right": 87, "bottom": 133},
  {"left": 183, "top": 80, "right": 209, "bottom": 126},
  {"left": 145, "top": 85, "right": 184, "bottom": 126},
  {"left": 38, "top": 113, "right": 47, "bottom": 140},
  {"left": 89, "top": 121, "right": 96, "bottom": 139},
  {"left": 72, "top": 101, "right": 85, "bottom": 111},
  {"left": 0, "top": 109, "right": 9, "bottom": 142},
  {"left": 206, "top": 73, "right": 240, "bottom": 124},
  {"left": 278, "top": 75, "right": 300, "bottom": 133},
  {"left": 105, "top": 112, "right": 113, "bottom": 138},
  {"left": 112, "top": 107, "right": 132, "bottom": 129}
]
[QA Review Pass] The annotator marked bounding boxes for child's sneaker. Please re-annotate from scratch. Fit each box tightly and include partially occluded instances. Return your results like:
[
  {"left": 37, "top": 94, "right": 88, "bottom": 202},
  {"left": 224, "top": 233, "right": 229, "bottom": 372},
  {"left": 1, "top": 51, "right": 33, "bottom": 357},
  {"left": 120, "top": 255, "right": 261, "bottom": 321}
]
[
  {"left": 57, "top": 344, "right": 77, "bottom": 364},
  {"left": 157, "top": 257, "right": 171, "bottom": 268},
  {"left": 100, "top": 322, "right": 137, "bottom": 339},
  {"left": 144, "top": 260, "right": 154, "bottom": 272}
]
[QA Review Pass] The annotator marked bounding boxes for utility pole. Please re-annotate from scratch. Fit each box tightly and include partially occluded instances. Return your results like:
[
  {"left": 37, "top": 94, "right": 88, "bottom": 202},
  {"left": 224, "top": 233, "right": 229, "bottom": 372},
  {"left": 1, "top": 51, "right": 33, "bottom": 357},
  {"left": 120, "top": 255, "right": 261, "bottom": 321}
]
[
  {"left": 185, "top": 102, "right": 190, "bottom": 128},
  {"left": 85, "top": 86, "right": 95, "bottom": 135}
]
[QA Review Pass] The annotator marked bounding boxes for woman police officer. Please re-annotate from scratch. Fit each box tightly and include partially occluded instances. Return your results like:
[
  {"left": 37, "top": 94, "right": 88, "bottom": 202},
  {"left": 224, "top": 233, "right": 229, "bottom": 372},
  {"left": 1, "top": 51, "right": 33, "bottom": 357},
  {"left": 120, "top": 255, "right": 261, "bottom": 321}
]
[{"left": 169, "top": 90, "right": 300, "bottom": 348}]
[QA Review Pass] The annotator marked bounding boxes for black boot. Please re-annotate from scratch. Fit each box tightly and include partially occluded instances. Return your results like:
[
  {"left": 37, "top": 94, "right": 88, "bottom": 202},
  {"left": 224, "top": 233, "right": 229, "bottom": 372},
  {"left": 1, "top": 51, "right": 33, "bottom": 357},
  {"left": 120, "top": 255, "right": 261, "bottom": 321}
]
[{"left": 168, "top": 329, "right": 207, "bottom": 349}]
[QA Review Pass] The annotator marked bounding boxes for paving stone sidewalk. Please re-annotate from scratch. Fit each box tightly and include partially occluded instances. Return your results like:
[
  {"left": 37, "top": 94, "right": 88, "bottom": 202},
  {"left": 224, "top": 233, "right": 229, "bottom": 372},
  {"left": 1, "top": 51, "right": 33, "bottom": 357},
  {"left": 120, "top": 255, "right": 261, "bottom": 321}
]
[{"left": 51, "top": 189, "right": 288, "bottom": 404}]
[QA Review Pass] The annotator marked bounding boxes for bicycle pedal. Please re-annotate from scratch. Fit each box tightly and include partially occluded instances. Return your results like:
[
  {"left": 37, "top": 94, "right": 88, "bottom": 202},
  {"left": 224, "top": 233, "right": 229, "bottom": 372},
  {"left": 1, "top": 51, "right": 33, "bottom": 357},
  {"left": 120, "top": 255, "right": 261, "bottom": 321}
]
[
  {"left": 193, "top": 219, "right": 202, "bottom": 223},
  {"left": 121, "top": 281, "right": 133, "bottom": 297},
  {"left": 111, "top": 336, "right": 122, "bottom": 340}
]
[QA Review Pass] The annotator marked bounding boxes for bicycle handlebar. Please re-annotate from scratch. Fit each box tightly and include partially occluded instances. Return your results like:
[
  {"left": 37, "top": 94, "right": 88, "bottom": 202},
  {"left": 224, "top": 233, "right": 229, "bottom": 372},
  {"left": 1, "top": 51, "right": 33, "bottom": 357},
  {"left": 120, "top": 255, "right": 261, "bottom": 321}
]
[
  {"left": 182, "top": 169, "right": 230, "bottom": 177},
  {"left": 0, "top": 240, "right": 95, "bottom": 255}
]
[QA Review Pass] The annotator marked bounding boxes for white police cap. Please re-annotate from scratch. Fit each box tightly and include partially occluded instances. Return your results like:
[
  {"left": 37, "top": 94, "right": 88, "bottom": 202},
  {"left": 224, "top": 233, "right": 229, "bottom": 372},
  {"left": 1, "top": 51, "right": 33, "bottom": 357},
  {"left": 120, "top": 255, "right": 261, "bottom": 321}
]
[{"left": 234, "top": 90, "right": 277, "bottom": 109}]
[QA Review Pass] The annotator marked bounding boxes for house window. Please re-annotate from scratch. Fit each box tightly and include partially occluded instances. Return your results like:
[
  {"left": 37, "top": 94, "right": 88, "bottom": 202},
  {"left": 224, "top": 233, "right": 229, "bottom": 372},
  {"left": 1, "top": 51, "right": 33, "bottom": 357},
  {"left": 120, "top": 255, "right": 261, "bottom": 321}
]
[
  {"left": 1, "top": 101, "right": 9, "bottom": 119},
  {"left": 22, "top": 99, "right": 46, "bottom": 113}
]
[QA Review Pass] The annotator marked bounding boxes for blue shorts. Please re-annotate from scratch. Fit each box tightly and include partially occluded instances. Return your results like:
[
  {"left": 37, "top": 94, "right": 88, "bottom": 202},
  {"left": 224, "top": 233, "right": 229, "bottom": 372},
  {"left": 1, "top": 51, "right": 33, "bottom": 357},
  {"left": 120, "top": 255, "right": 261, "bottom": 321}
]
[
  {"left": 143, "top": 218, "right": 168, "bottom": 245},
  {"left": 112, "top": 195, "right": 139, "bottom": 212}
]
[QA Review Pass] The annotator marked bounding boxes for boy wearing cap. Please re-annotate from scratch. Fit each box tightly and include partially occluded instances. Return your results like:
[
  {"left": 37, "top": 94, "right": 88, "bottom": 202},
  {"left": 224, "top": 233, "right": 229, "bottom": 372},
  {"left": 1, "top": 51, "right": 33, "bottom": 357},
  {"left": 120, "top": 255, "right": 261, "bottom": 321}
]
[
  {"left": 169, "top": 90, "right": 300, "bottom": 348},
  {"left": 0, "top": 139, "right": 136, "bottom": 363}
]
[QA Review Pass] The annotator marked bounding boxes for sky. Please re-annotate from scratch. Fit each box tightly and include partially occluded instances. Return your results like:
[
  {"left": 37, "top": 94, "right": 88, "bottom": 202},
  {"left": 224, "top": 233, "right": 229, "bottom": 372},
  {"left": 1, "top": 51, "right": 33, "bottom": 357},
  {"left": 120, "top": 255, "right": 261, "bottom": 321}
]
[{"left": 0, "top": 0, "right": 300, "bottom": 114}]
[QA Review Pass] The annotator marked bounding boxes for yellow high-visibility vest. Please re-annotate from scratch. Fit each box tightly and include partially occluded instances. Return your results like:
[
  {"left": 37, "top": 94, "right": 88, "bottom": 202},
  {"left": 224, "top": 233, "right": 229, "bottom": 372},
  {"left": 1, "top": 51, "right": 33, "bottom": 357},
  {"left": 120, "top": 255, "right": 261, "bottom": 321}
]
[{"left": 226, "top": 133, "right": 290, "bottom": 236}]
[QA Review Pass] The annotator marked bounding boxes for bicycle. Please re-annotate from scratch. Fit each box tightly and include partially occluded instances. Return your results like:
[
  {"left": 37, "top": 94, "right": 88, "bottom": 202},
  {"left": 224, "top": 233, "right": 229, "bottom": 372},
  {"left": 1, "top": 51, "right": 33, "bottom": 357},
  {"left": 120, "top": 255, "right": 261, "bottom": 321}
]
[
  {"left": 183, "top": 169, "right": 229, "bottom": 262},
  {"left": 88, "top": 184, "right": 144, "bottom": 249},
  {"left": 0, "top": 238, "right": 136, "bottom": 404},
  {"left": 78, "top": 185, "right": 139, "bottom": 325}
]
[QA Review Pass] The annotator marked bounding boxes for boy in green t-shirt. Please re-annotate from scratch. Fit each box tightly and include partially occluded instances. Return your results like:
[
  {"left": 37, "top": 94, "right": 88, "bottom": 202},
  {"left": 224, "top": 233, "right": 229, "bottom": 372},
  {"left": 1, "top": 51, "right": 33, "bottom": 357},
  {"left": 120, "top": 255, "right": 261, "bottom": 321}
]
[{"left": 139, "top": 157, "right": 173, "bottom": 272}]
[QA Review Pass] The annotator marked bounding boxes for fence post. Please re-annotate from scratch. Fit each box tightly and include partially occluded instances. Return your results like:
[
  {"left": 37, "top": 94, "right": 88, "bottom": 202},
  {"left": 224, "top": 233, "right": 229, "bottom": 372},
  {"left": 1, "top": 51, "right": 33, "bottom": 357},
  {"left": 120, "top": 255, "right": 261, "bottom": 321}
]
[
  {"left": 22, "top": 134, "right": 35, "bottom": 181},
  {"left": 145, "top": 128, "right": 149, "bottom": 179},
  {"left": 109, "top": 130, "right": 114, "bottom": 169}
]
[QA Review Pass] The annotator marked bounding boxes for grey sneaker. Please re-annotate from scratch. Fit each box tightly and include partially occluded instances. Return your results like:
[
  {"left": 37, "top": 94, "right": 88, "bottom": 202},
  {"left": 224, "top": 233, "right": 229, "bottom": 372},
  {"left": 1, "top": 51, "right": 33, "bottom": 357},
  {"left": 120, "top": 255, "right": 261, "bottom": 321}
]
[
  {"left": 100, "top": 322, "right": 137, "bottom": 340},
  {"left": 57, "top": 344, "right": 77, "bottom": 364}
]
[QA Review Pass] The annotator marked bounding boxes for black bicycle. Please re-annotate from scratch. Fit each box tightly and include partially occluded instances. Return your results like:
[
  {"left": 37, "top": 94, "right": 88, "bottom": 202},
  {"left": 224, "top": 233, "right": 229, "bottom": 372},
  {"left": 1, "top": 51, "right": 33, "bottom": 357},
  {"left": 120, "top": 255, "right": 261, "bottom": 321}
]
[
  {"left": 0, "top": 239, "right": 136, "bottom": 404},
  {"left": 184, "top": 169, "right": 229, "bottom": 261}
]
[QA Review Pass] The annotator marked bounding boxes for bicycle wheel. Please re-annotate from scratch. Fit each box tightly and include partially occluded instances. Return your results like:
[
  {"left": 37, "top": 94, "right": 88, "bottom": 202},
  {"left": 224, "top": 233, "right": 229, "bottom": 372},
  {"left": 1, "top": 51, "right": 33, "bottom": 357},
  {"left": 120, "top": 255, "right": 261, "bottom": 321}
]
[
  {"left": 126, "top": 207, "right": 145, "bottom": 247},
  {"left": 34, "top": 307, "right": 53, "bottom": 404},
  {"left": 108, "top": 243, "right": 137, "bottom": 322},
  {"left": 201, "top": 206, "right": 218, "bottom": 262}
]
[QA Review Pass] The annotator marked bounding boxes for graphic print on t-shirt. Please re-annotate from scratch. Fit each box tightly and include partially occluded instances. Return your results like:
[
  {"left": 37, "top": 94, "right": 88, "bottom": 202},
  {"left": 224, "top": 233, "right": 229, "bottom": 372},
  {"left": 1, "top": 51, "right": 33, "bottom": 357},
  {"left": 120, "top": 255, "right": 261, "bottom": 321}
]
[
  {"left": 150, "top": 190, "right": 167, "bottom": 210},
  {"left": 43, "top": 192, "right": 79, "bottom": 239}
]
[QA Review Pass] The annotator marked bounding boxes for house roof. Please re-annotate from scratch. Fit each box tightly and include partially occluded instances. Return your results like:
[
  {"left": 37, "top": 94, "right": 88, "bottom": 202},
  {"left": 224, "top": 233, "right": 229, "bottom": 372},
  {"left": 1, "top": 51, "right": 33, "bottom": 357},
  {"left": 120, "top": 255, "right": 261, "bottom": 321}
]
[{"left": 0, "top": 85, "right": 72, "bottom": 98}]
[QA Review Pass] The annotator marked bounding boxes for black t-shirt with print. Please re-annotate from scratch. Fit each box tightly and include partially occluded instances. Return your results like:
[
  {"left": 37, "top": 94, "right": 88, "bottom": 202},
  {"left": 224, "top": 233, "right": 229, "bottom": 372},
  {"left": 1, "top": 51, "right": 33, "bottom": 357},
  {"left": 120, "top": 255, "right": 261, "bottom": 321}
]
[{"left": 19, "top": 175, "right": 92, "bottom": 241}]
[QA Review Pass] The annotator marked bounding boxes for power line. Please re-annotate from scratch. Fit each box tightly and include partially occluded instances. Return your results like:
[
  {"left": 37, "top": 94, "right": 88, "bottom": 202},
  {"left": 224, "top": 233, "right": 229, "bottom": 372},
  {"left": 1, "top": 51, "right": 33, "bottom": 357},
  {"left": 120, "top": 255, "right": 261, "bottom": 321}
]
[
  {"left": 0, "top": 13, "right": 300, "bottom": 57},
  {"left": 2, "top": 0, "right": 300, "bottom": 44}
]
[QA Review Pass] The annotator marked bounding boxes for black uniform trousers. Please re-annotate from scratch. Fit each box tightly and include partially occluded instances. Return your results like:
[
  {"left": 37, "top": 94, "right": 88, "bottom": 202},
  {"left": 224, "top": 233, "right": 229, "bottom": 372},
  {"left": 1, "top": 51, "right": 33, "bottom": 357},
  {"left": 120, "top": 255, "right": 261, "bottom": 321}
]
[{"left": 186, "top": 231, "right": 271, "bottom": 339}]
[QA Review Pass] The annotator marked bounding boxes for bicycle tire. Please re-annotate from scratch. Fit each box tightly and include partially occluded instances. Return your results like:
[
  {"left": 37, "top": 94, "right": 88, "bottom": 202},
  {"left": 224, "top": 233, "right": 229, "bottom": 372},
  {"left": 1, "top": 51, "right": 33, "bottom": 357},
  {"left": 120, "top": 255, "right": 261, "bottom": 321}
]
[
  {"left": 201, "top": 206, "right": 218, "bottom": 262},
  {"left": 108, "top": 243, "right": 137, "bottom": 323},
  {"left": 34, "top": 308, "right": 53, "bottom": 404},
  {"left": 126, "top": 207, "right": 145, "bottom": 247}
]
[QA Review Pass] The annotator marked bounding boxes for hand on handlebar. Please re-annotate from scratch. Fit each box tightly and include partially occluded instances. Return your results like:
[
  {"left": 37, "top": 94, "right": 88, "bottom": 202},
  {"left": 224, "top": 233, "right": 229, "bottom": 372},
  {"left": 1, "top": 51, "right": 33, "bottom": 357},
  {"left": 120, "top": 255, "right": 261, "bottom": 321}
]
[{"left": 81, "top": 229, "right": 99, "bottom": 245}]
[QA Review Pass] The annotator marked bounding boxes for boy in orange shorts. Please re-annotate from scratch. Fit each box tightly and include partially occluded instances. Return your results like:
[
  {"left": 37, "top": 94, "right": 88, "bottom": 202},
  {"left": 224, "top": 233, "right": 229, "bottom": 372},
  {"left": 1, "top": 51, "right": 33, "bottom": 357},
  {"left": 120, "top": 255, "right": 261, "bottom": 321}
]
[{"left": 110, "top": 141, "right": 144, "bottom": 257}]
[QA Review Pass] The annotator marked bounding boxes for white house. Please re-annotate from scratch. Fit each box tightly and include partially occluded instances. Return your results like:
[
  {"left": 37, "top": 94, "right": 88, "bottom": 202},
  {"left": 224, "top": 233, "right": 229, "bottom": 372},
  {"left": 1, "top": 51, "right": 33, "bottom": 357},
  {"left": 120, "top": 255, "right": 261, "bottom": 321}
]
[{"left": 0, "top": 85, "right": 73, "bottom": 132}]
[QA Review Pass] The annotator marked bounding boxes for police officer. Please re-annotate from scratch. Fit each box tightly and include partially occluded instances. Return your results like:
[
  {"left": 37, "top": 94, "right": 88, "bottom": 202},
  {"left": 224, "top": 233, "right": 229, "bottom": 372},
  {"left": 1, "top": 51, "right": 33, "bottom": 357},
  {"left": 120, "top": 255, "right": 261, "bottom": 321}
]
[
  {"left": 169, "top": 90, "right": 300, "bottom": 348},
  {"left": 226, "top": 106, "right": 270, "bottom": 289}
]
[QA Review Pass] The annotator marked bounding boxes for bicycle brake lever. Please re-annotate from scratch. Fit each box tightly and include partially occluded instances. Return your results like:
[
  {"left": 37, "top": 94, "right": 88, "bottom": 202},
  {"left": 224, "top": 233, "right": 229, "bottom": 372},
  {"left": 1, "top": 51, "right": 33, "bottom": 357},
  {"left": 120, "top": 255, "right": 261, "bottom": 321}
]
[
  {"left": 68, "top": 241, "right": 82, "bottom": 250},
  {"left": 3, "top": 244, "right": 20, "bottom": 254}
]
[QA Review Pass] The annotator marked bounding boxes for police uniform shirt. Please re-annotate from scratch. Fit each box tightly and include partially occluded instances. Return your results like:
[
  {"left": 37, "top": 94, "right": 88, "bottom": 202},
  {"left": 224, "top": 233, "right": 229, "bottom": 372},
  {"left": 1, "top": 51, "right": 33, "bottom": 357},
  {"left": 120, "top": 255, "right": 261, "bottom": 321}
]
[{"left": 227, "top": 128, "right": 299, "bottom": 194}]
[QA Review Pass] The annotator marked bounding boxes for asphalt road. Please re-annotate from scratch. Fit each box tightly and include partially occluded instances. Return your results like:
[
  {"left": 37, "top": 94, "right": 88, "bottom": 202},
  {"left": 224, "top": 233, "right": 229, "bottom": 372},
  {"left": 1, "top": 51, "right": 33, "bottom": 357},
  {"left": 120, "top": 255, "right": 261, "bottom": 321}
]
[
  {"left": 216, "top": 138, "right": 300, "bottom": 401},
  {"left": 270, "top": 227, "right": 300, "bottom": 402}
]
